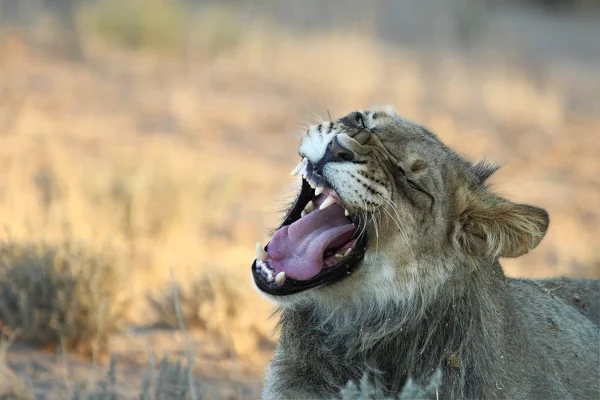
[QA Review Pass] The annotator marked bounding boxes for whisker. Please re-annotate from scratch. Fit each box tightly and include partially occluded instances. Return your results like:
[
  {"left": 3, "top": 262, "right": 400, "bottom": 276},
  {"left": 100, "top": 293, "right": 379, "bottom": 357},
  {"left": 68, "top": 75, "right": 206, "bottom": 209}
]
[
  {"left": 372, "top": 208, "right": 380, "bottom": 256},
  {"left": 359, "top": 201, "right": 370, "bottom": 243},
  {"left": 378, "top": 194, "right": 415, "bottom": 257}
]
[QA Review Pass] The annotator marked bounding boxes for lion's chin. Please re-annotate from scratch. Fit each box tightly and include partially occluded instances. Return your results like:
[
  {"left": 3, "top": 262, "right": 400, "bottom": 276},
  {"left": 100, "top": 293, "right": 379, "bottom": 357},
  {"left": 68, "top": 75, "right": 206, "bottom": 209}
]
[{"left": 251, "top": 172, "right": 368, "bottom": 296}]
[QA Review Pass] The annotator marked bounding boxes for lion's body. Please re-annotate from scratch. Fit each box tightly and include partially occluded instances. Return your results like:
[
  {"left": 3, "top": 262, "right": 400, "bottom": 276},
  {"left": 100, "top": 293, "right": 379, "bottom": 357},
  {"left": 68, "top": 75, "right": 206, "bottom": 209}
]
[
  {"left": 535, "top": 277, "right": 600, "bottom": 326},
  {"left": 264, "top": 275, "right": 599, "bottom": 399},
  {"left": 258, "top": 106, "right": 600, "bottom": 399}
]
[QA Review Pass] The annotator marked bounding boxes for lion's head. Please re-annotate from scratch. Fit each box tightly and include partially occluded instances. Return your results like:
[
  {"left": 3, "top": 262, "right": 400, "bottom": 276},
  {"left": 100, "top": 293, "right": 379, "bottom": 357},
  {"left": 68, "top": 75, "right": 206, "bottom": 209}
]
[{"left": 252, "top": 106, "right": 549, "bottom": 309}]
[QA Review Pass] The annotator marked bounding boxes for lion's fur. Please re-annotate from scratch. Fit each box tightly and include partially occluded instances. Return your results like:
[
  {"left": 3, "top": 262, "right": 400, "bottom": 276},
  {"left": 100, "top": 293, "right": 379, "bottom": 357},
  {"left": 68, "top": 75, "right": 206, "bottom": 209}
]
[
  {"left": 260, "top": 106, "right": 600, "bottom": 399},
  {"left": 533, "top": 277, "right": 600, "bottom": 326}
]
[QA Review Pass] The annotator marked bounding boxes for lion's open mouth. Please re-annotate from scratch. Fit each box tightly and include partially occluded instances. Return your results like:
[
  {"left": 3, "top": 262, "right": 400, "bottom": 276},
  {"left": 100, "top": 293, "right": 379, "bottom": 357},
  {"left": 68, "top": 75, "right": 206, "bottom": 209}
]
[{"left": 252, "top": 158, "right": 368, "bottom": 296}]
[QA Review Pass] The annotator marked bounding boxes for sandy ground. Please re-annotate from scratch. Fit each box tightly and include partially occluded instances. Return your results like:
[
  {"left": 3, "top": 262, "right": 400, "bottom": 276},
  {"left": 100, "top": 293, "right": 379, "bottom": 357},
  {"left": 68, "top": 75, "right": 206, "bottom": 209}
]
[{"left": 3, "top": 329, "right": 264, "bottom": 399}]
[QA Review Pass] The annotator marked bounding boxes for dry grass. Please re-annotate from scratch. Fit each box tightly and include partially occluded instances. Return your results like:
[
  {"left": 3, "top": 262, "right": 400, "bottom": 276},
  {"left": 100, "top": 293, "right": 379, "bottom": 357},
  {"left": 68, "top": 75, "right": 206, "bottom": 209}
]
[
  {"left": 0, "top": 334, "right": 34, "bottom": 399},
  {"left": 76, "top": 0, "right": 243, "bottom": 58},
  {"left": 0, "top": 337, "right": 201, "bottom": 399},
  {"left": 77, "top": 0, "right": 187, "bottom": 54},
  {"left": 0, "top": 1, "right": 598, "bottom": 396},
  {"left": 148, "top": 276, "right": 242, "bottom": 338},
  {"left": 0, "top": 368, "right": 33, "bottom": 400},
  {"left": 0, "top": 241, "right": 130, "bottom": 355},
  {"left": 68, "top": 355, "right": 200, "bottom": 399}
]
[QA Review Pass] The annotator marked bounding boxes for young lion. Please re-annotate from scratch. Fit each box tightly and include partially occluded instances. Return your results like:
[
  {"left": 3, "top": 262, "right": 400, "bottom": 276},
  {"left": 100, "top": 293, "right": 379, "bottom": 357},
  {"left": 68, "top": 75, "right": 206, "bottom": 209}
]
[{"left": 251, "top": 106, "right": 599, "bottom": 399}]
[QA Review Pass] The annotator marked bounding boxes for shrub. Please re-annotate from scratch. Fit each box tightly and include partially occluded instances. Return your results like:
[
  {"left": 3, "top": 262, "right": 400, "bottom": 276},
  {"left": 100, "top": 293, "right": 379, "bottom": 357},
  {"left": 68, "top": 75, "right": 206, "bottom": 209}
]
[
  {"left": 0, "top": 241, "right": 130, "bottom": 355},
  {"left": 148, "top": 275, "right": 241, "bottom": 338}
]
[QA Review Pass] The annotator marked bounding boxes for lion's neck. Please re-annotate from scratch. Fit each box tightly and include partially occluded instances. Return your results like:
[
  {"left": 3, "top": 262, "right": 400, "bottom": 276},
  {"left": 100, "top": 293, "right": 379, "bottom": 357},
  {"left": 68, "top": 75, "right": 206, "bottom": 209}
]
[{"left": 277, "top": 263, "right": 508, "bottom": 398}]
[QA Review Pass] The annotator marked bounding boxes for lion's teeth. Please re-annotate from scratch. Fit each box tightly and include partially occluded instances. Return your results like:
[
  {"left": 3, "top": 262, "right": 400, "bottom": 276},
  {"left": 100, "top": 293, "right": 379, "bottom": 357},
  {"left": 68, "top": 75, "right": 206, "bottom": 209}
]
[
  {"left": 319, "top": 196, "right": 336, "bottom": 210},
  {"left": 256, "top": 242, "right": 268, "bottom": 261},
  {"left": 314, "top": 186, "right": 325, "bottom": 196},
  {"left": 290, "top": 158, "right": 308, "bottom": 176},
  {"left": 275, "top": 271, "right": 286, "bottom": 286},
  {"left": 304, "top": 200, "right": 315, "bottom": 214},
  {"left": 334, "top": 248, "right": 352, "bottom": 260},
  {"left": 344, "top": 209, "right": 350, "bottom": 216}
]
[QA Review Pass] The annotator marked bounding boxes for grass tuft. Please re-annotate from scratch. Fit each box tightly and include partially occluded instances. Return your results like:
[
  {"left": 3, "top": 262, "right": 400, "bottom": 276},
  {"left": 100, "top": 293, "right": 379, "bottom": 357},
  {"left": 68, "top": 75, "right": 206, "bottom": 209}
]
[
  {"left": 0, "top": 241, "right": 131, "bottom": 355},
  {"left": 64, "top": 355, "right": 198, "bottom": 399},
  {"left": 148, "top": 275, "right": 241, "bottom": 338},
  {"left": 144, "top": 356, "right": 198, "bottom": 399}
]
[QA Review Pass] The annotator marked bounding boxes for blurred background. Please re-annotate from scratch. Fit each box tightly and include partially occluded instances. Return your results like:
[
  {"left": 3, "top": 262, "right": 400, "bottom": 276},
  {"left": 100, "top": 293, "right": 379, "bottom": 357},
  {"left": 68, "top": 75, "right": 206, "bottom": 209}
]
[{"left": 0, "top": 0, "right": 598, "bottom": 398}]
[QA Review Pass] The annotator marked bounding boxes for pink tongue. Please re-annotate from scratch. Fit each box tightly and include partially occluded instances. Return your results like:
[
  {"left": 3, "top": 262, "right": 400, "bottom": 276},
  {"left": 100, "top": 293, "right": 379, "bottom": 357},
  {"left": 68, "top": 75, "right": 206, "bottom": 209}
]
[{"left": 266, "top": 204, "right": 356, "bottom": 280}]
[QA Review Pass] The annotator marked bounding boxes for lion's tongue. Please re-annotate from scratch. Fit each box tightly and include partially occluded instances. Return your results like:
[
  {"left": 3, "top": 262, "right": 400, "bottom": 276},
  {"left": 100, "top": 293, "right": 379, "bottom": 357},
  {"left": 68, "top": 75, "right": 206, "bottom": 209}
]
[{"left": 267, "top": 204, "right": 356, "bottom": 281}]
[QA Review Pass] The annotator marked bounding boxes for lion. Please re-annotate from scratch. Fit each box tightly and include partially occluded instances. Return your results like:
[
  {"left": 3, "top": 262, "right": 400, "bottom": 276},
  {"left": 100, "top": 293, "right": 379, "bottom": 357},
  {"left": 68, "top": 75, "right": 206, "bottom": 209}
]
[{"left": 251, "top": 106, "right": 599, "bottom": 399}]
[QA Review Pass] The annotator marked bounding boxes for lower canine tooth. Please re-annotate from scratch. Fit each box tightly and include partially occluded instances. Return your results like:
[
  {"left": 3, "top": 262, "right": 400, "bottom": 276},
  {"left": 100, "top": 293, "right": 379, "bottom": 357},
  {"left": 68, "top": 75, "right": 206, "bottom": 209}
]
[
  {"left": 334, "top": 253, "right": 344, "bottom": 260},
  {"left": 256, "top": 242, "right": 268, "bottom": 261},
  {"left": 343, "top": 248, "right": 352, "bottom": 257},
  {"left": 319, "top": 196, "right": 336, "bottom": 210},
  {"left": 275, "top": 271, "right": 286, "bottom": 286},
  {"left": 304, "top": 200, "right": 315, "bottom": 213}
]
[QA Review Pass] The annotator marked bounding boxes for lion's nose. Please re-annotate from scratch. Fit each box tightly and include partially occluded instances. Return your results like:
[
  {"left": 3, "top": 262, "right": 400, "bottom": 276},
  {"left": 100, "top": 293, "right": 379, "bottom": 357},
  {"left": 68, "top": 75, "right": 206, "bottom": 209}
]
[
  {"left": 328, "top": 136, "right": 354, "bottom": 162},
  {"left": 312, "top": 136, "right": 355, "bottom": 178}
]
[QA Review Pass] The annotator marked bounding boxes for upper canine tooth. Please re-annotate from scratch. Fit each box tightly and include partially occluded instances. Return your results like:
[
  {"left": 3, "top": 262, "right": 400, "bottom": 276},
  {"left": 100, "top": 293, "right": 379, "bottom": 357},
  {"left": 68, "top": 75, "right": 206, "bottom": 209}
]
[
  {"left": 319, "top": 196, "right": 336, "bottom": 210},
  {"left": 256, "top": 242, "right": 268, "bottom": 261},
  {"left": 314, "top": 186, "right": 325, "bottom": 196},
  {"left": 344, "top": 209, "right": 350, "bottom": 216},
  {"left": 290, "top": 158, "right": 308, "bottom": 176},
  {"left": 275, "top": 271, "right": 286, "bottom": 286}
]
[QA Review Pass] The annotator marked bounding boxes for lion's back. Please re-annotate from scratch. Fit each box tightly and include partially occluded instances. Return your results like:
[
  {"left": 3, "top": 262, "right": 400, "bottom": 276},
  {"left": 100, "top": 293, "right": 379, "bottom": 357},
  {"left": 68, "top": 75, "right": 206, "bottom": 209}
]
[
  {"left": 500, "top": 278, "right": 599, "bottom": 399},
  {"left": 531, "top": 277, "right": 600, "bottom": 326}
]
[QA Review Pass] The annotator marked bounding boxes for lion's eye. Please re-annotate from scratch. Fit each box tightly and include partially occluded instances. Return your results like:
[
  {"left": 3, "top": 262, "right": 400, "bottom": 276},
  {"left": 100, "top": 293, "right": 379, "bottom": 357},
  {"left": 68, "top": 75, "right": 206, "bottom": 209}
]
[{"left": 356, "top": 113, "right": 366, "bottom": 129}]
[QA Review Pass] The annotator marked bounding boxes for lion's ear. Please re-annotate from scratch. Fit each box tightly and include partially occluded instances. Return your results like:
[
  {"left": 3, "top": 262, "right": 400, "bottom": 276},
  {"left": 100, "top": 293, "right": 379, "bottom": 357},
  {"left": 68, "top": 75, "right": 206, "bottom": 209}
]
[{"left": 454, "top": 191, "right": 549, "bottom": 258}]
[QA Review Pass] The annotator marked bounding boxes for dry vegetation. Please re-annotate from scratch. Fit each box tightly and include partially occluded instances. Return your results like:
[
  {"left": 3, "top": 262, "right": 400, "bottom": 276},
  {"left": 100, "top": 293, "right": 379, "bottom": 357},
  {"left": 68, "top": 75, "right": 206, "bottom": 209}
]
[
  {"left": 0, "top": 241, "right": 129, "bottom": 354},
  {"left": 0, "top": 0, "right": 598, "bottom": 397}
]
